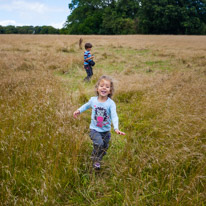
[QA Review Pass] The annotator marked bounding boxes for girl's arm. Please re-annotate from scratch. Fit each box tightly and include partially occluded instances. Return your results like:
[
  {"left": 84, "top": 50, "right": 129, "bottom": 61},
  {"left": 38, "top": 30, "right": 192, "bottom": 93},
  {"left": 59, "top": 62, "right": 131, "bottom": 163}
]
[
  {"left": 73, "top": 98, "right": 92, "bottom": 118},
  {"left": 111, "top": 102, "right": 125, "bottom": 135},
  {"left": 115, "top": 129, "right": 125, "bottom": 135},
  {"left": 73, "top": 110, "right": 80, "bottom": 118}
]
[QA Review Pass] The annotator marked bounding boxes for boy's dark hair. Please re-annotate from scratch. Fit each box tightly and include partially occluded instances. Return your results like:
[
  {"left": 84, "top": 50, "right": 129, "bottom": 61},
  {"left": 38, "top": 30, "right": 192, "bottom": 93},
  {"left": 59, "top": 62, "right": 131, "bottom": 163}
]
[
  {"left": 85, "top": 43, "right": 93, "bottom": 49},
  {"left": 95, "top": 75, "right": 114, "bottom": 98}
]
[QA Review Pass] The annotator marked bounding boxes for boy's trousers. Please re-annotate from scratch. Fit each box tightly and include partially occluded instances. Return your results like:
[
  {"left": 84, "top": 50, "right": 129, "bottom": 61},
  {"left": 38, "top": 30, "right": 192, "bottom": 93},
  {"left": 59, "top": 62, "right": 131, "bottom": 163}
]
[
  {"left": 90, "top": 129, "right": 111, "bottom": 162},
  {"left": 84, "top": 65, "right": 93, "bottom": 81}
]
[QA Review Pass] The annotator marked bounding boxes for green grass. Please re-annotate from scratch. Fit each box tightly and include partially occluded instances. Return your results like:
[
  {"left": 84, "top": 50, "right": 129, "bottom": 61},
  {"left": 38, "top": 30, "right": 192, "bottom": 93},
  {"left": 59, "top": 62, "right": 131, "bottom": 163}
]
[
  {"left": 145, "top": 60, "right": 168, "bottom": 66},
  {"left": 1, "top": 42, "right": 206, "bottom": 205},
  {"left": 145, "top": 60, "right": 171, "bottom": 70}
]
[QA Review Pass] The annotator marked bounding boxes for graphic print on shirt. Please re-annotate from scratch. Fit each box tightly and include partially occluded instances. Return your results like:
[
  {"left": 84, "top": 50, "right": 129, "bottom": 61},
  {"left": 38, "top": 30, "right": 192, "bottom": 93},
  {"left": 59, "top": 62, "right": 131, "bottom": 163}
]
[{"left": 94, "top": 107, "right": 109, "bottom": 128}]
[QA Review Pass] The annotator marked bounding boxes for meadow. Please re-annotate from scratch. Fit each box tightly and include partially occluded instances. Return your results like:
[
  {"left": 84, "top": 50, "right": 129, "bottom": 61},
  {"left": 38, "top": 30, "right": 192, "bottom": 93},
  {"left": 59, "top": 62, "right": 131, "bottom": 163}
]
[{"left": 0, "top": 34, "right": 206, "bottom": 205}]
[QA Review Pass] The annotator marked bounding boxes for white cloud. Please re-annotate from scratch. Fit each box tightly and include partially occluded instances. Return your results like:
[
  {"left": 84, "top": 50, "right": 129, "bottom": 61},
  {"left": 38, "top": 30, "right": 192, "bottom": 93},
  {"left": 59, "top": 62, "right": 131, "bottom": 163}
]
[
  {"left": 0, "top": 1, "right": 69, "bottom": 27},
  {"left": 0, "top": 19, "right": 65, "bottom": 29},
  {"left": 0, "top": 0, "right": 67, "bottom": 13},
  {"left": 51, "top": 21, "right": 65, "bottom": 29},
  {"left": 0, "top": 0, "right": 48, "bottom": 13},
  {"left": 0, "top": 20, "right": 21, "bottom": 26}
]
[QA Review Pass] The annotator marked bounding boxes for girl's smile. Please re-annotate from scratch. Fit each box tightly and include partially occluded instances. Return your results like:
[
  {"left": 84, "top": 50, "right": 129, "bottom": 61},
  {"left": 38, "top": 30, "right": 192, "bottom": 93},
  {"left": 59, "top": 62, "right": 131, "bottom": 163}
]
[{"left": 97, "top": 79, "right": 111, "bottom": 98}]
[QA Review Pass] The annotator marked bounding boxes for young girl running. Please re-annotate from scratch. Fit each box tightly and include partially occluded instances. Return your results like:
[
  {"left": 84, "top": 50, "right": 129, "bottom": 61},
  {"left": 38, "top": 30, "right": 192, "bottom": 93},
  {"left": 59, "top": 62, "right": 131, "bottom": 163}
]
[{"left": 73, "top": 75, "right": 125, "bottom": 169}]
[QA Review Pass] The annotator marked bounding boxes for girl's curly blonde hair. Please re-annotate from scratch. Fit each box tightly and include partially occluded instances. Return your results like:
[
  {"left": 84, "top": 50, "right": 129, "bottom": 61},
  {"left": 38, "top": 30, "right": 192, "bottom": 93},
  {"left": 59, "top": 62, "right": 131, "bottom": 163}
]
[{"left": 95, "top": 75, "right": 114, "bottom": 98}]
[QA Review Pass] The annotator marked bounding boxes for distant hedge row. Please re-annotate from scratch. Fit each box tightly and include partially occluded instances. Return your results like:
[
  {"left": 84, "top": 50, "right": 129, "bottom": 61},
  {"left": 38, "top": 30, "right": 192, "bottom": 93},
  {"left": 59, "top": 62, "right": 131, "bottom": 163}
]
[{"left": 0, "top": 25, "right": 68, "bottom": 35}]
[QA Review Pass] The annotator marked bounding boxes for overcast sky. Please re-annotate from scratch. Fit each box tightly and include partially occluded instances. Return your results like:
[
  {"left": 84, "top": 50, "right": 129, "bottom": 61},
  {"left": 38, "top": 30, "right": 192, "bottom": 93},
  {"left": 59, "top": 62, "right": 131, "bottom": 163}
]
[{"left": 0, "top": 0, "right": 71, "bottom": 28}]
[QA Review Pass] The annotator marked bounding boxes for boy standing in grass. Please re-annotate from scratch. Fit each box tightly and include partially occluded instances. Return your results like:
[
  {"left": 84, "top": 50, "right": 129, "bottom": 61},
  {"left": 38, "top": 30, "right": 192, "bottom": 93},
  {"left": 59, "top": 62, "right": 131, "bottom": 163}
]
[
  {"left": 84, "top": 43, "right": 94, "bottom": 81},
  {"left": 73, "top": 75, "right": 125, "bottom": 169}
]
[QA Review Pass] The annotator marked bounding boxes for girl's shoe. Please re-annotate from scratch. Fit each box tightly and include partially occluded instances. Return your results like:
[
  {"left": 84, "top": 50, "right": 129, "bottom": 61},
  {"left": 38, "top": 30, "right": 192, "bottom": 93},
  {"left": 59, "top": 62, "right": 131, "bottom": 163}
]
[{"left": 93, "top": 162, "right": 101, "bottom": 170}]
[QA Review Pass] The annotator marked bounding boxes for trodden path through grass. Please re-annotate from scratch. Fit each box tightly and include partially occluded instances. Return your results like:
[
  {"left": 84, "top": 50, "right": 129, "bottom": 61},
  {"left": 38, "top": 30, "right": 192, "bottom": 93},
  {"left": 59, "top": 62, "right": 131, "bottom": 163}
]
[{"left": 0, "top": 35, "right": 206, "bottom": 205}]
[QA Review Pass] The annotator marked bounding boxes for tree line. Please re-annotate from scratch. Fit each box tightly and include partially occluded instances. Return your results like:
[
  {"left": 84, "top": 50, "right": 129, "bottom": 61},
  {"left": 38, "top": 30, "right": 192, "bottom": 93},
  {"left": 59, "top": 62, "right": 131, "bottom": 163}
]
[
  {"left": 1, "top": 0, "right": 205, "bottom": 35},
  {"left": 0, "top": 25, "right": 68, "bottom": 34},
  {"left": 65, "top": 0, "right": 206, "bottom": 35}
]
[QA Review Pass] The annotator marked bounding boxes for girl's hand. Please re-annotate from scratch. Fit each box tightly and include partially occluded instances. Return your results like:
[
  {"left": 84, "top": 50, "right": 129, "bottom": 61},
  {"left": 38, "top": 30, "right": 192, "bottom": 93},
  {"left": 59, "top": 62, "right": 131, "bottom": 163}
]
[
  {"left": 115, "top": 129, "right": 125, "bottom": 135},
  {"left": 73, "top": 110, "right": 80, "bottom": 118}
]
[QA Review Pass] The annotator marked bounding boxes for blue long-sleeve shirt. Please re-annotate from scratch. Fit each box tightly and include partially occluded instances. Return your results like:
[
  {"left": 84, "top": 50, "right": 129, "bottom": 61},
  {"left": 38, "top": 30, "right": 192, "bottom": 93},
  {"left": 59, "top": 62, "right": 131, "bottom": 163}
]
[
  {"left": 84, "top": 50, "right": 92, "bottom": 66},
  {"left": 78, "top": 96, "right": 119, "bottom": 132}
]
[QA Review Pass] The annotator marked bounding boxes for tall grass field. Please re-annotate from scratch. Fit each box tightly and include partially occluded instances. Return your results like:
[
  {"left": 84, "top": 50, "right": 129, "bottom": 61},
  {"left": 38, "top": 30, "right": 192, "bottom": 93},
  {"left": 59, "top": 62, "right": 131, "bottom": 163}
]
[{"left": 0, "top": 35, "right": 206, "bottom": 205}]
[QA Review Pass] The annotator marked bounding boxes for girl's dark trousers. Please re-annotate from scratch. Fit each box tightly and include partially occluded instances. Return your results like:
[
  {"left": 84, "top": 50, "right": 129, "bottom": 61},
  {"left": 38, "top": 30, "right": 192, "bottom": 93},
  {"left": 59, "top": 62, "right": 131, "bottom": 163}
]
[{"left": 89, "top": 129, "right": 111, "bottom": 162}]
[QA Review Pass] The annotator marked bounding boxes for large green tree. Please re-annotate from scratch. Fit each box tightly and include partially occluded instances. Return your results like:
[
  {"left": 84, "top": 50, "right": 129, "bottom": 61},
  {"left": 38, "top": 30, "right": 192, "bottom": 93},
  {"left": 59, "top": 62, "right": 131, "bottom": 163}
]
[
  {"left": 65, "top": 0, "right": 206, "bottom": 34},
  {"left": 138, "top": 0, "right": 206, "bottom": 34},
  {"left": 65, "top": 0, "right": 140, "bottom": 34},
  {"left": 65, "top": 0, "right": 104, "bottom": 34},
  {"left": 101, "top": 0, "right": 140, "bottom": 34}
]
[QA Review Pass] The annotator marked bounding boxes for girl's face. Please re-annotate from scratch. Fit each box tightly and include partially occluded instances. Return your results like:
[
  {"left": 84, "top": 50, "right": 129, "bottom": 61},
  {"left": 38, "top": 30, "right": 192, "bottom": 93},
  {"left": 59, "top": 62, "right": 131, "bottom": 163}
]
[{"left": 97, "top": 79, "right": 111, "bottom": 97}]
